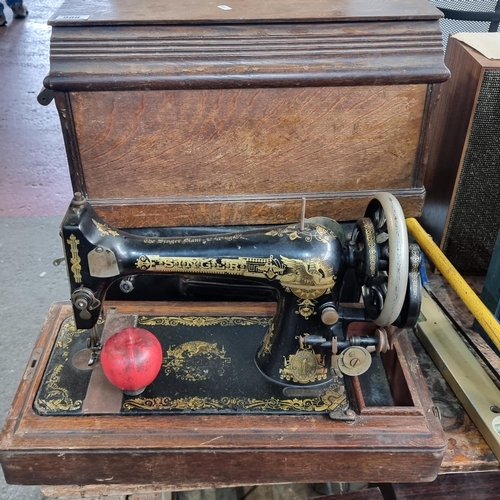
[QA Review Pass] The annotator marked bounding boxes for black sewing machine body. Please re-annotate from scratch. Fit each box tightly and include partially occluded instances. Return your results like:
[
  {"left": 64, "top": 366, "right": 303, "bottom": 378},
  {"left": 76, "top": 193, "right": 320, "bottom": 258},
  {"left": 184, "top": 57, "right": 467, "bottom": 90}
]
[{"left": 59, "top": 192, "right": 422, "bottom": 397}]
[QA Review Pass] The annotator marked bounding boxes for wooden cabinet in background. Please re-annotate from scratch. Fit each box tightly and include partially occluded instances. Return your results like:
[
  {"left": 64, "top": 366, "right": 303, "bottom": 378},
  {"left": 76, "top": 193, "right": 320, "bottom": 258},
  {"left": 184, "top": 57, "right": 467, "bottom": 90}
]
[{"left": 420, "top": 36, "right": 500, "bottom": 274}]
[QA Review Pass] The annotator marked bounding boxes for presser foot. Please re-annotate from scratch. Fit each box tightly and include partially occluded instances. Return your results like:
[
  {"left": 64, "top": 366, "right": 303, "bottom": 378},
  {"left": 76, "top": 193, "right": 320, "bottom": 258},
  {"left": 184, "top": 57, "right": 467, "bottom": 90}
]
[
  {"left": 86, "top": 327, "right": 102, "bottom": 366},
  {"left": 87, "top": 345, "right": 102, "bottom": 366}
]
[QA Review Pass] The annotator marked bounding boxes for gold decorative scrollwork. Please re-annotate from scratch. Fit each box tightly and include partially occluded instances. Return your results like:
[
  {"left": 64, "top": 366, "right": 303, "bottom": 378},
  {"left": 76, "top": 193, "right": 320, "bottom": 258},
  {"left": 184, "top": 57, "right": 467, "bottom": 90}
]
[
  {"left": 92, "top": 219, "right": 119, "bottom": 237},
  {"left": 265, "top": 224, "right": 336, "bottom": 244},
  {"left": 361, "top": 218, "right": 377, "bottom": 277},
  {"left": 253, "top": 257, "right": 286, "bottom": 280},
  {"left": 135, "top": 254, "right": 335, "bottom": 301},
  {"left": 257, "top": 323, "right": 275, "bottom": 358},
  {"left": 280, "top": 346, "right": 328, "bottom": 384},
  {"left": 314, "top": 224, "right": 338, "bottom": 244},
  {"left": 36, "top": 316, "right": 104, "bottom": 412},
  {"left": 123, "top": 387, "right": 345, "bottom": 412},
  {"left": 36, "top": 365, "right": 83, "bottom": 412},
  {"left": 66, "top": 234, "right": 82, "bottom": 283},
  {"left": 296, "top": 299, "right": 317, "bottom": 319},
  {"left": 139, "top": 316, "right": 271, "bottom": 328},
  {"left": 55, "top": 317, "right": 79, "bottom": 361},
  {"left": 163, "top": 341, "right": 231, "bottom": 381},
  {"left": 280, "top": 256, "right": 334, "bottom": 300}
]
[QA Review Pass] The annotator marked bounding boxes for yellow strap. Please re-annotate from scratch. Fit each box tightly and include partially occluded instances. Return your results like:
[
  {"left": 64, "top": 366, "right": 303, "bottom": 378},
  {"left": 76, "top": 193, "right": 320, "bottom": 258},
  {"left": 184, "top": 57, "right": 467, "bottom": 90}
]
[{"left": 406, "top": 217, "right": 500, "bottom": 351}]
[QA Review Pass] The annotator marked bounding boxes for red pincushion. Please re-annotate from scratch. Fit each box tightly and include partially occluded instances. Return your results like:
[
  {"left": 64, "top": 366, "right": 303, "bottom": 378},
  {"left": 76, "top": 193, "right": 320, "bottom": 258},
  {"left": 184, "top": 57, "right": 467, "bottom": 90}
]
[{"left": 100, "top": 327, "right": 163, "bottom": 395}]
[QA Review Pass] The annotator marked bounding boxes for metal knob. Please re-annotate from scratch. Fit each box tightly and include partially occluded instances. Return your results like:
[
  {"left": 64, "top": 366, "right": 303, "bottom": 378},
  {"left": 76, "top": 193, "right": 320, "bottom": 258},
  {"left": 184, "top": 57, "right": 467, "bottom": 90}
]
[
  {"left": 321, "top": 306, "right": 339, "bottom": 325},
  {"left": 337, "top": 346, "right": 372, "bottom": 376}
]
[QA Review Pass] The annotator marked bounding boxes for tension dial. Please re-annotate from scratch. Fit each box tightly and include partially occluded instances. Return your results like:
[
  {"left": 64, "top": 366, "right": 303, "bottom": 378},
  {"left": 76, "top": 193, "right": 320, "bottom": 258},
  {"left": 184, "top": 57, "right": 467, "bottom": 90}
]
[{"left": 337, "top": 346, "right": 372, "bottom": 376}]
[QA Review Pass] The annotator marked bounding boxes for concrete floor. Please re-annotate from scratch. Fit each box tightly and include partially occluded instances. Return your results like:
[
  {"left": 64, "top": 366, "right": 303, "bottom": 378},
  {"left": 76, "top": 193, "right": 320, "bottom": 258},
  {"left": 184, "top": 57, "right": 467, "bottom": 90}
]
[{"left": 0, "top": 0, "right": 71, "bottom": 498}]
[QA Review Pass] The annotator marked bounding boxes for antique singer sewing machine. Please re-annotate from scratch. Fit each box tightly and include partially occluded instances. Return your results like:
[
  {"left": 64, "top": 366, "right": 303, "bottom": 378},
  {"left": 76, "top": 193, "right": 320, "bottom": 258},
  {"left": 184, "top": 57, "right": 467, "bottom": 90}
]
[
  {"left": 62, "top": 191, "right": 420, "bottom": 401},
  {"left": 0, "top": 0, "right": 449, "bottom": 487}
]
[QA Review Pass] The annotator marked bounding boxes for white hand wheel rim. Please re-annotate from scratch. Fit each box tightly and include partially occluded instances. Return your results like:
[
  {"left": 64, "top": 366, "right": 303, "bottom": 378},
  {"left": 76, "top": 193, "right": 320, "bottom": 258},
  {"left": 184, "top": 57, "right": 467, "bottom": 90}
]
[{"left": 366, "top": 192, "right": 409, "bottom": 326}]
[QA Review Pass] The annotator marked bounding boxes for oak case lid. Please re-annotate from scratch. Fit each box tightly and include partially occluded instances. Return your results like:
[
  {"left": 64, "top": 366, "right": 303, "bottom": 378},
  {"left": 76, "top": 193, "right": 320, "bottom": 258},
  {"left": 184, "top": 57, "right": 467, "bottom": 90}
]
[{"left": 49, "top": 0, "right": 443, "bottom": 26}]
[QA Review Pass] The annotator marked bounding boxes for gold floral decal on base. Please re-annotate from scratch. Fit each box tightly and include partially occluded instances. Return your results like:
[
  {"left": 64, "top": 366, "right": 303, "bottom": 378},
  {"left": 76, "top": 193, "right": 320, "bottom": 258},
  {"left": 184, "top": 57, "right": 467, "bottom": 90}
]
[
  {"left": 55, "top": 317, "right": 80, "bottom": 361},
  {"left": 36, "top": 317, "right": 90, "bottom": 412},
  {"left": 36, "top": 365, "right": 83, "bottom": 412},
  {"left": 123, "top": 387, "right": 346, "bottom": 412},
  {"left": 139, "top": 316, "right": 271, "bottom": 328},
  {"left": 163, "top": 341, "right": 231, "bottom": 381},
  {"left": 92, "top": 219, "right": 119, "bottom": 237},
  {"left": 36, "top": 316, "right": 104, "bottom": 412}
]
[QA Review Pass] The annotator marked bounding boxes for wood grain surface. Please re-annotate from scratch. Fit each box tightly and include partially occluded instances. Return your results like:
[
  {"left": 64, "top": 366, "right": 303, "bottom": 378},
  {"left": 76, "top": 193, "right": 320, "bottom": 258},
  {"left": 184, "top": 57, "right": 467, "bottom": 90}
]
[
  {"left": 45, "top": 21, "right": 447, "bottom": 91},
  {"left": 88, "top": 190, "right": 426, "bottom": 228},
  {"left": 48, "top": 0, "right": 443, "bottom": 25},
  {"left": 71, "top": 86, "right": 426, "bottom": 199}
]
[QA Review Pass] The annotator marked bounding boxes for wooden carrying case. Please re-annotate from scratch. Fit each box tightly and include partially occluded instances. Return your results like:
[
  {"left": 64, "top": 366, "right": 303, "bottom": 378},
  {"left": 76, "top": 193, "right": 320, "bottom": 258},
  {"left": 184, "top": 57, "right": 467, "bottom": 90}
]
[
  {"left": 1, "top": 0, "right": 449, "bottom": 486},
  {"left": 44, "top": 0, "right": 448, "bottom": 228}
]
